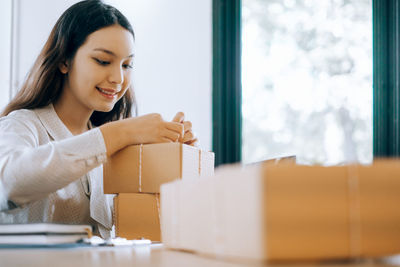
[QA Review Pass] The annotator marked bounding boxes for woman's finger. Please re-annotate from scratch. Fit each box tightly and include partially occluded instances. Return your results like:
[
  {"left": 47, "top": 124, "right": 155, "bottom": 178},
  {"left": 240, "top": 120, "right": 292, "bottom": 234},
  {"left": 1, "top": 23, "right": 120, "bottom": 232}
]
[
  {"left": 183, "top": 121, "right": 192, "bottom": 133},
  {"left": 182, "top": 130, "right": 195, "bottom": 143},
  {"left": 172, "top": 112, "right": 185, "bottom": 123},
  {"left": 163, "top": 130, "right": 181, "bottom": 142},
  {"left": 164, "top": 121, "right": 184, "bottom": 136},
  {"left": 185, "top": 138, "right": 198, "bottom": 147},
  {"left": 159, "top": 136, "right": 174, "bottom": 143}
]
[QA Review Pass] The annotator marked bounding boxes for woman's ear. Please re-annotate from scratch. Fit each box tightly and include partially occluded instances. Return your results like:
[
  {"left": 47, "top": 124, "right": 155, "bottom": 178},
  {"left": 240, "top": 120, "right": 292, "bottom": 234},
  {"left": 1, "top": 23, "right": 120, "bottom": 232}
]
[{"left": 58, "top": 61, "right": 69, "bottom": 74}]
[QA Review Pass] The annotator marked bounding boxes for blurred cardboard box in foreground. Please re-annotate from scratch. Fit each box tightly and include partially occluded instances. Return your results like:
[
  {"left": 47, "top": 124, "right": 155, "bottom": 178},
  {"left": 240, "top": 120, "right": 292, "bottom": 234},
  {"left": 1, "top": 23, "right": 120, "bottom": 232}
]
[
  {"left": 160, "top": 160, "right": 400, "bottom": 262},
  {"left": 104, "top": 143, "right": 214, "bottom": 194},
  {"left": 114, "top": 193, "right": 161, "bottom": 241},
  {"left": 257, "top": 155, "right": 296, "bottom": 165}
]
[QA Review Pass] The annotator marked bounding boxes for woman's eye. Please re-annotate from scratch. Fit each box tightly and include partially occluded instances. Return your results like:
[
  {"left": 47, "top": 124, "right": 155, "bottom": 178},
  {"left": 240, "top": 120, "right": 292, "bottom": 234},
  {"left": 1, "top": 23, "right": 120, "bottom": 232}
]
[
  {"left": 123, "top": 64, "right": 133, "bottom": 69},
  {"left": 94, "top": 58, "right": 110, "bottom": 65}
]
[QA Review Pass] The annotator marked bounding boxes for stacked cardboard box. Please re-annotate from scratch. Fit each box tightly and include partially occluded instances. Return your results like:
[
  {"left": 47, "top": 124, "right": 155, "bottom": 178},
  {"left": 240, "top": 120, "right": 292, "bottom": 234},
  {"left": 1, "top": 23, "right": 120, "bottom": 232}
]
[
  {"left": 160, "top": 160, "right": 400, "bottom": 261},
  {"left": 104, "top": 143, "right": 215, "bottom": 241},
  {"left": 113, "top": 193, "right": 161, "bottom": 241}
]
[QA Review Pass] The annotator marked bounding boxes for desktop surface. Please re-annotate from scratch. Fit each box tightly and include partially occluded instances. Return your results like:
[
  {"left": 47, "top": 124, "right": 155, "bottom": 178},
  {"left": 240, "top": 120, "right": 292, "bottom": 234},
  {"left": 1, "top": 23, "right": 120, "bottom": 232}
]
[{"left": 1, "top": 244, "right": 400, "bottom": 267}]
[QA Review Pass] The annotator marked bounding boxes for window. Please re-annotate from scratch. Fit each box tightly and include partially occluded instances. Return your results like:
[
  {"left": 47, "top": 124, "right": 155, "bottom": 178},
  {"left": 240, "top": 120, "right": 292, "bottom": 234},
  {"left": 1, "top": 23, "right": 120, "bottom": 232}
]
[{"left": 241, "top": 0, "right": 372, "bottom": 165}]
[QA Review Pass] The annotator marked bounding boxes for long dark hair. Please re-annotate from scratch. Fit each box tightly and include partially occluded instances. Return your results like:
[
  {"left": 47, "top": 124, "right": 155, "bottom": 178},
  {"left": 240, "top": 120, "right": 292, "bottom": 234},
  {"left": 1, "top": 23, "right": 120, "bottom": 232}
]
[{"left": 2, "top": 0, "right": 136, "bottom": 126}]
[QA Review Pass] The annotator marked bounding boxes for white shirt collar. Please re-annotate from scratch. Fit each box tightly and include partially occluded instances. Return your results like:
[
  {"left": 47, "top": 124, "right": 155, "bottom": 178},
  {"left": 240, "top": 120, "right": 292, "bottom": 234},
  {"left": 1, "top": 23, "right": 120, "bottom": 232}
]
[{"left": 34, "top": 103, "right": 73, "bottom": 141}]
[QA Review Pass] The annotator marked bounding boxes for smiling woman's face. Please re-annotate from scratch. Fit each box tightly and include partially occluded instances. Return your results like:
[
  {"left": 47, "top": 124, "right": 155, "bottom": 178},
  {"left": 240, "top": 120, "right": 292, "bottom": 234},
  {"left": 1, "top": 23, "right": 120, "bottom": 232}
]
[{"left": 59, "top": 24, "right": 134, "bottom": 113}]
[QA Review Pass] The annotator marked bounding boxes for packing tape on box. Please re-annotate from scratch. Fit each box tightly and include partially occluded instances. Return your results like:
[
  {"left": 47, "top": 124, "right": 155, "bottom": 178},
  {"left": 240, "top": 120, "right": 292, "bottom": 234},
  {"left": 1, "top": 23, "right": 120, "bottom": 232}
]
[
  {"left": 138, "top": 144, "right": 144, "bottom": 192},
  {"left": 198, "top": 150, "right": 201, "bottom": 175},
  {"left": 155, "top": 194, "right": 161, "bottom": 229},
  {"left": 347, "top": 164, "right": 362, "bottom": 259}
]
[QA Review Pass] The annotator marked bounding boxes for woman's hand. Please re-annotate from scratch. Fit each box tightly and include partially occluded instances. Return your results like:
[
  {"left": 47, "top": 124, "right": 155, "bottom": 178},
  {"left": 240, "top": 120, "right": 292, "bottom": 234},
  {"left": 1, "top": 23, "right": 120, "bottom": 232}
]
[
  {"left": 127, "top": 113, "right": 184, "bottom": 144},
  {"left": 100, "top": 113, "right": 184, "bottom": 156},
  {"left": 172, "top": 112, "right": 198, "bottom": 146}
]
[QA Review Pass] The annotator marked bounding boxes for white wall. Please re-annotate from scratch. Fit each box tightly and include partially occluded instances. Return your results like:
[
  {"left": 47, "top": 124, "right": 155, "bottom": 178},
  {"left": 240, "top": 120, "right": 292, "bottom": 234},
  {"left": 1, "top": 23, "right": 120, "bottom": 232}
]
[
  {"left": 0, "top": 0, "right": 12, "bottom": 112},
  {"left": 13, "top": 0, "right": 212, "bottom": 150},
  {"left": 12, "top": 0, "right": 80, "bottom": 95}
]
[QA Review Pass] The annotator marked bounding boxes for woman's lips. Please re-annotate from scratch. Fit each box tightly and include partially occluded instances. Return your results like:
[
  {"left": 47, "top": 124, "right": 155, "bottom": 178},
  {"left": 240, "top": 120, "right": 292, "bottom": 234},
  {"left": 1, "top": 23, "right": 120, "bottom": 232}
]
[{"left": 96, "top": 87, "right": 119, "bottom": 99}]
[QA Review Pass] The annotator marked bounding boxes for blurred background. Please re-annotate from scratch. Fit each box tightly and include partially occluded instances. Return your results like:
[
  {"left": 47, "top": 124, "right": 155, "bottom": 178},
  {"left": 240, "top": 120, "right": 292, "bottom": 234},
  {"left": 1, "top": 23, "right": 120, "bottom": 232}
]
[{"left": 0, "top": 0, "right": 373, "bottom": 165}]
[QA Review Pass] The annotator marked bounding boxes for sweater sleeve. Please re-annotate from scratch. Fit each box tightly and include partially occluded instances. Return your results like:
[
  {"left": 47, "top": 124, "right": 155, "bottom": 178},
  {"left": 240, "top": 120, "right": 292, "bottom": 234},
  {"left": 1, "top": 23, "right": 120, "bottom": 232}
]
[{"left": 0, "top": 117, "right": 107, "bottom": 209}]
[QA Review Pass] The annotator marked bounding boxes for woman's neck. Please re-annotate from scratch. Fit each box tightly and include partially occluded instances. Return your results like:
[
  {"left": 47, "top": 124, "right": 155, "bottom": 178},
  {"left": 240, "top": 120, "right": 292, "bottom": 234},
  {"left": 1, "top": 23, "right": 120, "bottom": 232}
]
[{"left": 53, "top": 96, "right": 93, "bottom": 136}]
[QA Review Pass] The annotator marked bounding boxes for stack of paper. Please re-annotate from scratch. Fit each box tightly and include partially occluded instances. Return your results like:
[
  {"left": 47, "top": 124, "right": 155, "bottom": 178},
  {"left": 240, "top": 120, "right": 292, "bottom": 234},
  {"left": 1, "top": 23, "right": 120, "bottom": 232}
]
[{"left": 0, "top": 223, "right": 92, "bottom": 245}]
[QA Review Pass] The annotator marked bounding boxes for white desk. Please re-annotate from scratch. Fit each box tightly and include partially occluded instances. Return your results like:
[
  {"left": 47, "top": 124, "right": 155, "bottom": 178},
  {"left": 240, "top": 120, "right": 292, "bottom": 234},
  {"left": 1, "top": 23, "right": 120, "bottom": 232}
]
[{"left": 0, "top": 244, "right": 400, "bottom": 267}]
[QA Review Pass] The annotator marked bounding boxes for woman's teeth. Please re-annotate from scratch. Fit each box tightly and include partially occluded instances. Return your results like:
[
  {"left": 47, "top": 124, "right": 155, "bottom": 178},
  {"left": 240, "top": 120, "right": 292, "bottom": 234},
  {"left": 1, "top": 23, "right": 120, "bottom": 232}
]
[{"left": 97, "top": 87, "right": 116, "bottom": 95}]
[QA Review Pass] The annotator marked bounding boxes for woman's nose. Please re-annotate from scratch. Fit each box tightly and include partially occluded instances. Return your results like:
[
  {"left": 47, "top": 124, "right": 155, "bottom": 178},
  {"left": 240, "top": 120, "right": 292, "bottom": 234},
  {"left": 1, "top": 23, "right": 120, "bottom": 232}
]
[{"left": 109, "top": 66, "right": 124, "bottom": 84}]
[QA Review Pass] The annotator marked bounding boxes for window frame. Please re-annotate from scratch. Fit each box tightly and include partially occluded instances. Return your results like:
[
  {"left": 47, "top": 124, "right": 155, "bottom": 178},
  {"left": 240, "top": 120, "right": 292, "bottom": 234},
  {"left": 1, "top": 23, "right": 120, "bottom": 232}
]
[
  {"left": 213, "top": 0, "right": 397, "bottom": 165},
  {"left": 212, "top": 0, "right": 242, "bottom": 166},
  {"left": 373, "top": 0, "right": 400, "bottom": 157}
]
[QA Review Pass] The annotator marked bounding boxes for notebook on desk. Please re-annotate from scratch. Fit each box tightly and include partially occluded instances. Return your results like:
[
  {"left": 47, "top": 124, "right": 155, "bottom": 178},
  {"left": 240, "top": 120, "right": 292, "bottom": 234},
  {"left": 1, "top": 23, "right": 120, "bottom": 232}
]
[{"left": 0, "top": 223, "right": 93, "bottom": 246}]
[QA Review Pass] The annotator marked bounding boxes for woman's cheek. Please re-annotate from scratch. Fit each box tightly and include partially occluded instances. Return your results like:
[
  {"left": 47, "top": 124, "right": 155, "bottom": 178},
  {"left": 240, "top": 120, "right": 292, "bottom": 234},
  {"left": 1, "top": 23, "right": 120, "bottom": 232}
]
[{"left": 117, "top": 86, "right": 129, "bottom": 100}]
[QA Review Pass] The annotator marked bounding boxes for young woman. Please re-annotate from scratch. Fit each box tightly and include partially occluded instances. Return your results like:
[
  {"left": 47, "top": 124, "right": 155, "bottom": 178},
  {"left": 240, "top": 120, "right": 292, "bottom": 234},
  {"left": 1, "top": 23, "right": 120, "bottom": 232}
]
[{"left": 0, "top": 0, "right": 197, "bottom": 238}]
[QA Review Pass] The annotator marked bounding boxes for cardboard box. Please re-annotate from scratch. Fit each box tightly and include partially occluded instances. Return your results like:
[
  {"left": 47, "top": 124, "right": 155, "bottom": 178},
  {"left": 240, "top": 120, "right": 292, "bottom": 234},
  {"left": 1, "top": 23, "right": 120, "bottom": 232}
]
[
  {"left": 114, "top": 193, "right": 161, "bottom": 241},
  {"left": 104, "top": 143, "right": 215, "bottom": 194},
  {"left": 160, "top": 160, "right": 400, "bottom": 262},
  {"left": 257, "top": 155, "right": 296, "bottom": 165}
]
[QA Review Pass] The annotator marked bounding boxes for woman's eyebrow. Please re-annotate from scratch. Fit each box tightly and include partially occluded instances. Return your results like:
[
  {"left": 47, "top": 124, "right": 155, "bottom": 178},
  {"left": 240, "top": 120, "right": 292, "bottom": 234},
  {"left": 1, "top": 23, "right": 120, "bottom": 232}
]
[{"left": 93, "top": 48, "right": 134, "bottom": 58}]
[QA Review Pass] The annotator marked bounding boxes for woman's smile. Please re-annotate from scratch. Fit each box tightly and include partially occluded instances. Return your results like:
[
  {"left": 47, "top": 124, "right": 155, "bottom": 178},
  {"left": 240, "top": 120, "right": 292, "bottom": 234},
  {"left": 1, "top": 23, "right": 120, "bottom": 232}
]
[{"left": 96, "top": 86, "right": 120, "bottom": 100}]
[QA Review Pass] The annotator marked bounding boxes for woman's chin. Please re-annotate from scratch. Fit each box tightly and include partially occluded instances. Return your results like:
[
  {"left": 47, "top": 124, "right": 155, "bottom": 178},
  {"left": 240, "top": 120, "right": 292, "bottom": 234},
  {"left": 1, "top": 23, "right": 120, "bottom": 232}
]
[{"left": 95, "top": 105, "right": 115, "bottom": 113}]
